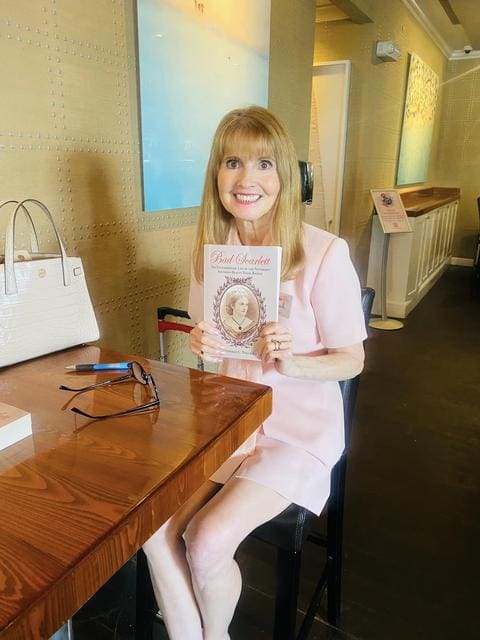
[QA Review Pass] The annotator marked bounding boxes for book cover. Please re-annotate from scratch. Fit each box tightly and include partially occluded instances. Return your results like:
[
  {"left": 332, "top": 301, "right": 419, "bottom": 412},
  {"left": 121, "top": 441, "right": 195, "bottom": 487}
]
[
  {"left": 204, "top": 244, "right": 282, "bottom": 360},
  {"left": 0, "top": 402, "right": 32, "bottom": 451}
]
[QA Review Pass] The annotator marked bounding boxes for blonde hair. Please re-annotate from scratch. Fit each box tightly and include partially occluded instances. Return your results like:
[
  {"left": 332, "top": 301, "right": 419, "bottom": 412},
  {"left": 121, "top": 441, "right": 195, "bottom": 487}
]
[{"left": 192, "top": 105, "right": 304, "bottom": 282}]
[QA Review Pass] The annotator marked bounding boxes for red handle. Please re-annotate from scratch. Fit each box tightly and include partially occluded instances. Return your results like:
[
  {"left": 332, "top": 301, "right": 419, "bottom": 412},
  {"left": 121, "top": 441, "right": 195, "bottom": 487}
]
[{"left": 157, "top": 320, "right": 193, "bottom": 335}]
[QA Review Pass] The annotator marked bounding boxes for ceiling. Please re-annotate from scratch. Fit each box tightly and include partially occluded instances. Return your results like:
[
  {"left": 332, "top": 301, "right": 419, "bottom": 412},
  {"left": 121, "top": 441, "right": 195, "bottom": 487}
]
[{"left": 315, "top": 0, "right": 480, "bottom": 59}]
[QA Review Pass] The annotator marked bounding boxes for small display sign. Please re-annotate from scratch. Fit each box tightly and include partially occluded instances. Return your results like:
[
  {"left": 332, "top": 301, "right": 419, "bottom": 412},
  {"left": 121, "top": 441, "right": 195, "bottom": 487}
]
[{"left": 370, "top": 189, "right": 412, "bottom": 234}]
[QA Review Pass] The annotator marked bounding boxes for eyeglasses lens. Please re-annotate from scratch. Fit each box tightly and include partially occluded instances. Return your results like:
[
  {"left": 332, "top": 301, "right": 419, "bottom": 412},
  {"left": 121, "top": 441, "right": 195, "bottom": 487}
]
[{"left": 131, "top": 362, "right": 147, "bottom": 385}]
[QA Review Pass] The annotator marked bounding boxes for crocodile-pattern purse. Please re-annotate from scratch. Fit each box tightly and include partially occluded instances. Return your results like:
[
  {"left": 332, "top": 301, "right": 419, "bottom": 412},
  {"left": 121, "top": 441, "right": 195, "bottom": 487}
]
[{"left": 0, "top": 198, "right": 99, "bottom": 367}]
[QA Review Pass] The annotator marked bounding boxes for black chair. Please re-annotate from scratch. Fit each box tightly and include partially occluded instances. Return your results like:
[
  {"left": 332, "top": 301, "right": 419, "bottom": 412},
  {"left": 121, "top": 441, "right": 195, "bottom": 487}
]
[
  {"left": 136, "top": 286, "right": 375, "bottom": 640},
  {"left": 252, "top": 286, "right": 374, "bottom": 640}
]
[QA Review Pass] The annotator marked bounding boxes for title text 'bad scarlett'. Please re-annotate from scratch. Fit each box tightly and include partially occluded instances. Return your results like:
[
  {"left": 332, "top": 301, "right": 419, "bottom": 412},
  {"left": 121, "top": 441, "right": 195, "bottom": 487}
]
[{"left": 209, "top": 250, "right": 271, "bottom": 266}]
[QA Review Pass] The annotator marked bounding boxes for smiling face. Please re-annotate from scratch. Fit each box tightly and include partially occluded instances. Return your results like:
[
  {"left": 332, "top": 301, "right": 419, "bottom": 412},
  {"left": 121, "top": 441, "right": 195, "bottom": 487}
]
[{"left": 217, "top": 134, "right": 281, "bottom": 227}]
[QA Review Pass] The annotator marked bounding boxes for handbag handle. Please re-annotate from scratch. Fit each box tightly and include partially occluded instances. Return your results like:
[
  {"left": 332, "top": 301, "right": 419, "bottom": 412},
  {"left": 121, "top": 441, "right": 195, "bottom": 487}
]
[
  {"left": 4, "top": 198, "right": 71, "bottom": 295},
  {"left": 0, "top": 199, "right": 39, "bottom": 253}
]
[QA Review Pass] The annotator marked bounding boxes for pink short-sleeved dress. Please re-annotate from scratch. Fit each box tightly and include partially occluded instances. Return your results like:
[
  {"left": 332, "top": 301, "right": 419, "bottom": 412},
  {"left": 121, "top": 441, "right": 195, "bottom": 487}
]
[{"left": 188, "top": 223, "right": 367, "bottom": 515}]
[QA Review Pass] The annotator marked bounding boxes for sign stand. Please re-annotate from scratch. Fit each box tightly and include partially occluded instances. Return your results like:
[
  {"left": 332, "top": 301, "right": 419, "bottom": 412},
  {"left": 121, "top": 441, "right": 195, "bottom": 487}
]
[
  {"left": 368, "top": 190, "right": 412, "bottom": 331},
  {"left": 368, "top": 233, "right": 404, "bottom": 330}
]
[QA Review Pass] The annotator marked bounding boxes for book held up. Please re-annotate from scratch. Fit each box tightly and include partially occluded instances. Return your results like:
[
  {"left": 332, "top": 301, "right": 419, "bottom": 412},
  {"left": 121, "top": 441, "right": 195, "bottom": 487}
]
[
  {"left": 204, "top": 244, "right": 282, "bottom": 360},
  {"left": 0, "top": 401, "right": 32, "bottom": 451}
]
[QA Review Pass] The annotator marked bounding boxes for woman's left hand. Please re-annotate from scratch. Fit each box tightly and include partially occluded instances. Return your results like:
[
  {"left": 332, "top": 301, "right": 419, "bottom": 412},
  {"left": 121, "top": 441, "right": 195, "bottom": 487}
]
[{"left": 255, "top": 322, "right": 293, "bottom": 363}]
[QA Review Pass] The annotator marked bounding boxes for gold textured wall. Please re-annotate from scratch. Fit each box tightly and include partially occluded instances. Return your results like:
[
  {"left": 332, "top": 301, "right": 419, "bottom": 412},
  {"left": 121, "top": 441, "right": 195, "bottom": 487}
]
[
  {"left": 0, "top": 0, "right": 316, "bottom": 362},
  {"left": 314, "top": 0, "right": 447, "bottom": 276},
  {"left": 269, "top": 0, "right": 316, "bottom": 158},
  {"left": 434, "top": 59, "right": 480, "bottom": 258}
]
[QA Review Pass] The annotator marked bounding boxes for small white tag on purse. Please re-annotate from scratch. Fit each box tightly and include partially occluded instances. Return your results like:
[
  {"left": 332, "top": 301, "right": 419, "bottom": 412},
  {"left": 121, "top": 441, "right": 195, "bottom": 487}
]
[
  {"left": 15, "top": 250, "right": 32, "bottom": 261},
  {"left": 73, "top": 266, "right": 82, "bottom": 276}
]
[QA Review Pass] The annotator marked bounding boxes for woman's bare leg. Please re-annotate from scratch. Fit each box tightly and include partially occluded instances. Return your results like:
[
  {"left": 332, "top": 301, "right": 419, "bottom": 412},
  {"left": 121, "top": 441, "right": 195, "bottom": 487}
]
[
  {"left": 143, "top": 479, "right": 220, "bottom": 640},
  {"left": 184, "top": 477, "right": 290, "bottom": 640}
]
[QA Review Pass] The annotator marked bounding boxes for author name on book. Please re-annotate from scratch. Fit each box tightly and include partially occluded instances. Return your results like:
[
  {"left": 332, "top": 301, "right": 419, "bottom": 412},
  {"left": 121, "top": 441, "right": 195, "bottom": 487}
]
[{"left": 209, "top": 250, "right": 272, "bottom": 267}]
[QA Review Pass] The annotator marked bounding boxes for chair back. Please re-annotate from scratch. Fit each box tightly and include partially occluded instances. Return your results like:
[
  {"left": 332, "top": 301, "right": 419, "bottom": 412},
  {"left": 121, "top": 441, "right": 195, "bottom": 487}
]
[{"left": 340, "top": 286, "right": 375, "bottom": 448}]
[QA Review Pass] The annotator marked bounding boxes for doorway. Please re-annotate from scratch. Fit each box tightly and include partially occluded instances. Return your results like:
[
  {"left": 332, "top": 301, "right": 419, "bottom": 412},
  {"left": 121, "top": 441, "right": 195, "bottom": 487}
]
[{"left": 307, "top": 60, "right": 351, "bottom": 235}]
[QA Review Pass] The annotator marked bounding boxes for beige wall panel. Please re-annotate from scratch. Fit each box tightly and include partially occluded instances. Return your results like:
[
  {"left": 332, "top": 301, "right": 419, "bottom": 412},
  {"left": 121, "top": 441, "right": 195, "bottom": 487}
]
[
  {"left": 59, "top": 59, "right": 130, "bottom": 140},
  {"left": 0, "top": 148, "right": 60, "bottom": 205},
  {"left": 55, "top": 0, "right": 121, "bottom": 52},
  {"left": 269, "top": 0, "right": 316, "bottom": 158},
  {"left": 434, "top": 59, "right": 480, "bottom": 257},
  {"left": 96, "top": 304, "right": 137, "bottom": 354},
  {"left": 73, "top": 236, "right": 135, "bottom": 297},
  {"left": 2, "top": 0, "right": 51, "bottom": 25},
  {"left": 58, "top": 151, "right": 139, "bottom": 227},
  {"left": 137, "top": 227, "right": 194, "bottom": 284},
  {"left": 0, "top": 42, "right": 54, "bottom": 135},
  {"left": 343, "top": 188, "right": 375, "bottom": 226},
  {"left": 132, "top": 282, "right": 193, "bottom": 361},
  {"left": 351, "top": 221, "right": 373, "bottom": 267}
]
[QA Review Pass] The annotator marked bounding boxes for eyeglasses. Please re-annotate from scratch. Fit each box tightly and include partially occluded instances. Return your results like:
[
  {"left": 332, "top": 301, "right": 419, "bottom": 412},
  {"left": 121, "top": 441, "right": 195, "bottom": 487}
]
[{"left": 59, "top": 361, "right": 160, "bottom": 420}]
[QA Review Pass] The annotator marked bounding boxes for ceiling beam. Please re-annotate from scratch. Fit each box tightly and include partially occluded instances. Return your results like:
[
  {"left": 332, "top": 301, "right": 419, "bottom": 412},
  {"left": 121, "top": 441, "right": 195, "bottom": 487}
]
[
  {"left": 438, "top": 0, "right": 460, "bottom": 25},
  {"left": 329, "top": 0, "right": 373, "bottom": 24},
  {"left": 315, "top": 4, "right": 350, "bottom": 23},
  {"left": 450, "top": 0, "right": 480, "bottom": 49}
]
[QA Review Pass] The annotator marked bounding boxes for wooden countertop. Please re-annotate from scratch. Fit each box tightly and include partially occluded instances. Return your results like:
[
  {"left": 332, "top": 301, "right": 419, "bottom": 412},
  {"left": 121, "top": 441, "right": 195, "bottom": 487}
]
[
  {"left": 400, "top": 187, "right": 460, "bottom": 216},
  {"left": 0, "top": 346, "right": 272, "bottom": 639}
]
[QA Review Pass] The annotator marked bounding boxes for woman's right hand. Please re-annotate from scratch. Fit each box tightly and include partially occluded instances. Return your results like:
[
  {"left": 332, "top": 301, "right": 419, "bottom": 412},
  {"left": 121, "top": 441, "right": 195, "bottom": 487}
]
[{"left": 189, "top": 320, "right": 225, "bottom": 363}]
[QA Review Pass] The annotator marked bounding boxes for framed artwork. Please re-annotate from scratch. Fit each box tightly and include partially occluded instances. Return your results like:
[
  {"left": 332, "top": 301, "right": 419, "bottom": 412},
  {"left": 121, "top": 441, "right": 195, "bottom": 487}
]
[
  {"left": 136, "top": 0, "right": 271, "bottom": 212},
  {"left": 396, "top": 53, "right": 439, "bottom": 186}
]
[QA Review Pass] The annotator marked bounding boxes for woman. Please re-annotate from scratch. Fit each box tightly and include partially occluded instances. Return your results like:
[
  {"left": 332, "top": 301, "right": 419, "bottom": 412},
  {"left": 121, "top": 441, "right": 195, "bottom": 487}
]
[
  {"left": 222, "top": 290, "right": 256, "bottom": 338},
  {"left": 143, "top": 105, "right": 367, "bottom": 640}
]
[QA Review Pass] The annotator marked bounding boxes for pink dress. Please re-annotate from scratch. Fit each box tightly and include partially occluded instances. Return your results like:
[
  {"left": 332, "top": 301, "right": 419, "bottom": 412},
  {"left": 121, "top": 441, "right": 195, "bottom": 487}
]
[{"left": 188, "top": 223, "right": 367, "bottom": 515}]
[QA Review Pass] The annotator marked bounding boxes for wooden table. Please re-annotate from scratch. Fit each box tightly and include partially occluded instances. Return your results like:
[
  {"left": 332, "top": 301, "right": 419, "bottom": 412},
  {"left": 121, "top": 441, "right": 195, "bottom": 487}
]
[{"left": 0, "top": 345, "right": 272, "bottom": 640}]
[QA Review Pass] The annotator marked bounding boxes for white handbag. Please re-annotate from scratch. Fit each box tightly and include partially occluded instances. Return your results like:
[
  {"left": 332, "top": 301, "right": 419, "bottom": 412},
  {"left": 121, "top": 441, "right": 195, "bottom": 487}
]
[{"left": 0, "top": 198, "right": 100, "bottom": 367}]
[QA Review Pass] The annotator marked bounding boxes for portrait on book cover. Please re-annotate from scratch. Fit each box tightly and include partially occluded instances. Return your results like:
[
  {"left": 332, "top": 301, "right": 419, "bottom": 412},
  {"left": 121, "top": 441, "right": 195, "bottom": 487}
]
[
  {"left": 221, "top": 287, "right": 259, "bottom": 339},
  {"left": 213, "top": 277, "right": 266, "bottom": 347}
]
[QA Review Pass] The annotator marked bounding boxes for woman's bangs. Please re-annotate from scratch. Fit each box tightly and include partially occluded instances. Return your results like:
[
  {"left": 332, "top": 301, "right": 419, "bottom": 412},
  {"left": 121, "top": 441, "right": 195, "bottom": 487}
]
[{"left": 222, "top": 125, "right": 276, "bottom": 160}]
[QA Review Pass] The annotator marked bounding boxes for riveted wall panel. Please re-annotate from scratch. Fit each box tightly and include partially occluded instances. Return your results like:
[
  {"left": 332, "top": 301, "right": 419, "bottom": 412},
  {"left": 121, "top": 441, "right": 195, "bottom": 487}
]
[{"left": 56, "top": 0, "right": 120, "bottom": 51}]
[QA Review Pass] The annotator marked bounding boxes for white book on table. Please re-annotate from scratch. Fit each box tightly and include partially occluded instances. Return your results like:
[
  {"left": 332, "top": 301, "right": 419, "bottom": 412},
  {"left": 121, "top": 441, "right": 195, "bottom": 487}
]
[{"left": 0, "top": 402, "right": 32, "bottom": 451}]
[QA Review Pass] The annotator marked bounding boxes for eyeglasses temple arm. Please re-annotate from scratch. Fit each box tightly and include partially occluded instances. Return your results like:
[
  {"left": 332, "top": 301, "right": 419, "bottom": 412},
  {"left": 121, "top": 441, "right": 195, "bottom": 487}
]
[
  {"left": 71, "top": 400, "right": 160, "bottom": 420},
  {"left": 59, "top": 373, "right": 133, "bottom": 393}
]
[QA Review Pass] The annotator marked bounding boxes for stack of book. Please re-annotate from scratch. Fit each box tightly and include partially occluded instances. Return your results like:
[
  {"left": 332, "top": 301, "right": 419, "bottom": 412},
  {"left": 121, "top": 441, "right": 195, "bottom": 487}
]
[{"left": 0, "top": 401, "right": 32, "bottom": 451}]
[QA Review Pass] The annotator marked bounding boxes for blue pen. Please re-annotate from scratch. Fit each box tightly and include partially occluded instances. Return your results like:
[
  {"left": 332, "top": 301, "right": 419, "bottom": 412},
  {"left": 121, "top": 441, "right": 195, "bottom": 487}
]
[{"left": 65, "top": 362, "right": 131, "bottom": 371}]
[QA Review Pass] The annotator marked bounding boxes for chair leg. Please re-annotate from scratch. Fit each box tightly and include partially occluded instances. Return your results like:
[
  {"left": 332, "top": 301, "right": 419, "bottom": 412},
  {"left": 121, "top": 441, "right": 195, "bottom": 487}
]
[
  {"left": 296, "top": 561, "right": 327, "bottom": 640},
  {"left": 273, "top": 547, "right": 302, "bottom": 640},
  {"left": 326, "top": 478, "right": 346, "bottom": 627},
  {"left": 327, "top": 548, "right": 341, "bottom": 626},
  {"left": 136, "top": 549, "right": 157, "bottom": 640}
]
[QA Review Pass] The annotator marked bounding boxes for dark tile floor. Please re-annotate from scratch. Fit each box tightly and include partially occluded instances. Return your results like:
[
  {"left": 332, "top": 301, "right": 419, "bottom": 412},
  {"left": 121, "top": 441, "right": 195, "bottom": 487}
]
[{"left": 73, "top": 266, "right": 480, "bottom": 639}]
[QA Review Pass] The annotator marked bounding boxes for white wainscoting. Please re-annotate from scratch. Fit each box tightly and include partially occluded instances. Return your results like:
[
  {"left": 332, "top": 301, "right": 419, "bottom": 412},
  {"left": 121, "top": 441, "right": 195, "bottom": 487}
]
[{"left": 367, "top": 200, "right": 459, "bottom": 318}]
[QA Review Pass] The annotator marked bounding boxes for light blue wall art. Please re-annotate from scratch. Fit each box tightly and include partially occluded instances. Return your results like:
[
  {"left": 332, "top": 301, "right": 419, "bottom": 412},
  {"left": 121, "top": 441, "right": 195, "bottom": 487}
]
[
  {"left": 396, "top": 53, "right": 439, "bottom": 186},
  {"left": 137, "top": 0, "right": 271, "bottom": 212}
]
